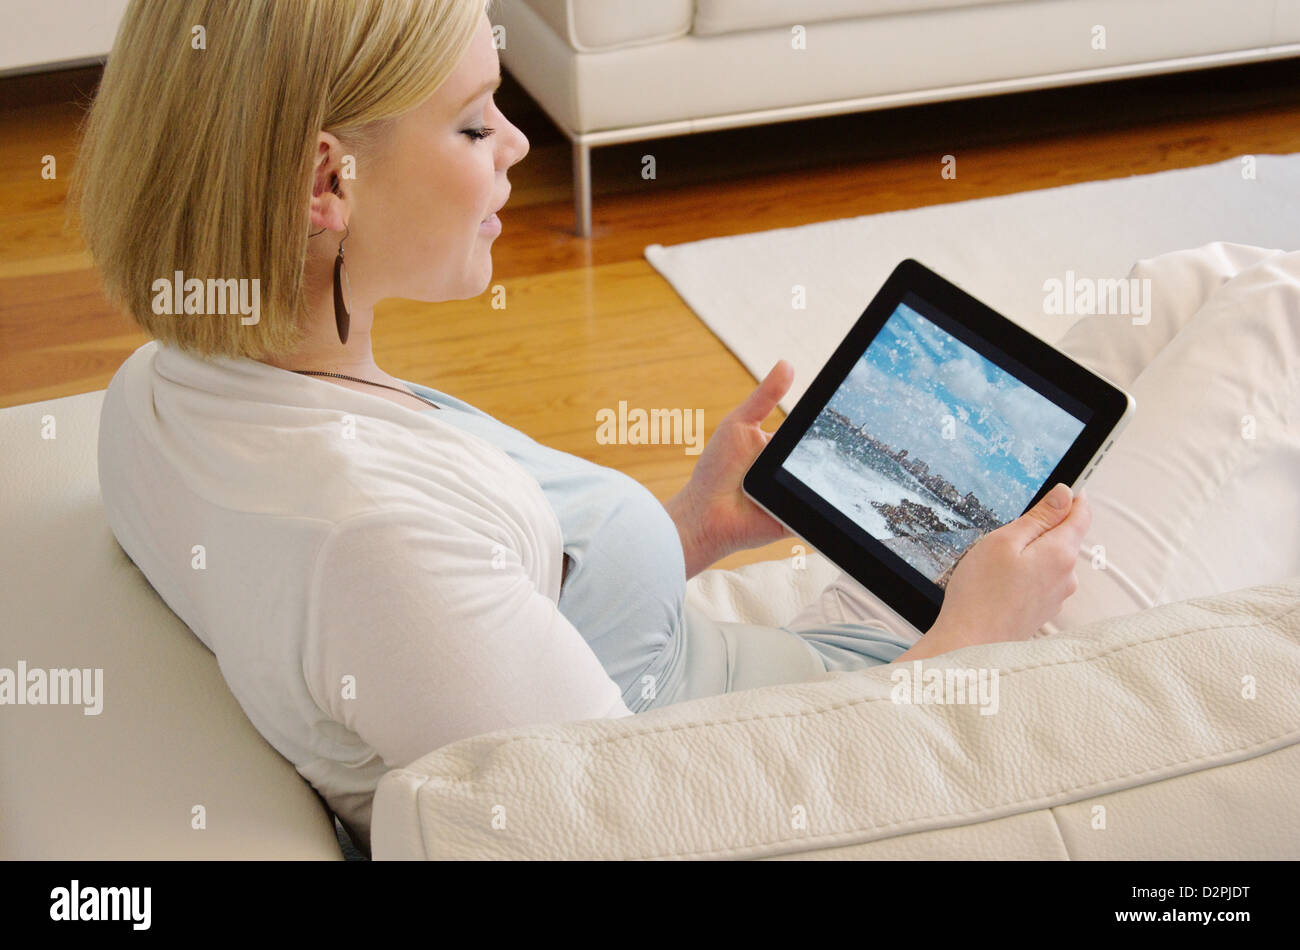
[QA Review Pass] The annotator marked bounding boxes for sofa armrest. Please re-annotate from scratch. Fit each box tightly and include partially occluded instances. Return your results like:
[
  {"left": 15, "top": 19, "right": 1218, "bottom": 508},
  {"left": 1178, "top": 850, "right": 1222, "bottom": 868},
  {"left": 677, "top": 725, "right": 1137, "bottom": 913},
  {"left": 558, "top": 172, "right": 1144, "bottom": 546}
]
[{"left": 372, "top": 577, "right": 1300, "bottom": 859}]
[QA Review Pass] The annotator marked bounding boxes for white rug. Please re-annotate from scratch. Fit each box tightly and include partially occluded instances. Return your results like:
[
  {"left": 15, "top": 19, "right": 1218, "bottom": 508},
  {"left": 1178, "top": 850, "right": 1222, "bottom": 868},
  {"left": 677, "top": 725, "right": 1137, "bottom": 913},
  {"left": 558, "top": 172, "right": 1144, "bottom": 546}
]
[{"left": 645, "top": 154, "right": 1300, "bottom": 413}]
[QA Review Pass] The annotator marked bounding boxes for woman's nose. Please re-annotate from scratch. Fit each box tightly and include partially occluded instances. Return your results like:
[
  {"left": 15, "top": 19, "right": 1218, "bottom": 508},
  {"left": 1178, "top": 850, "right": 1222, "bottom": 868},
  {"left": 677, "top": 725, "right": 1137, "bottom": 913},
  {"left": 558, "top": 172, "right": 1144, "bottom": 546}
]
[{"left": 503, "top": 122, "right": 529, "bottom": 168}]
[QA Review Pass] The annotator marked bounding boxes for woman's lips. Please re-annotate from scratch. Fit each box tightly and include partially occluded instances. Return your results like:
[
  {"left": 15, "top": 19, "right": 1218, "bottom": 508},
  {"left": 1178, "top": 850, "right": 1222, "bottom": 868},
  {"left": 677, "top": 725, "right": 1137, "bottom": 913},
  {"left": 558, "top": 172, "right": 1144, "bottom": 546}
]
[{"left": 479, "top": 211, "right": 501, "bottom": 236}]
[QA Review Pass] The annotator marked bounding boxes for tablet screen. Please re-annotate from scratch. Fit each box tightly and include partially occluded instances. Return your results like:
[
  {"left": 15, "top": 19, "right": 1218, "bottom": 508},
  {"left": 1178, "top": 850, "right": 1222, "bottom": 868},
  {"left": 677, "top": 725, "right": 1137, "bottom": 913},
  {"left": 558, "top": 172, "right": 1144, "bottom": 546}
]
[{"left": 778, "top": 294, "right": 1089, "bottom": 589}]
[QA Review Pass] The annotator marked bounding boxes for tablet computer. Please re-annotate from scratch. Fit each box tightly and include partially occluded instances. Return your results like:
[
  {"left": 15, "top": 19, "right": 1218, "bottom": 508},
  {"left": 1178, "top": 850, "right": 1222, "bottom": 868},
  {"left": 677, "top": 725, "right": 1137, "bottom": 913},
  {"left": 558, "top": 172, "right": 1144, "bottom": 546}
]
[{"left": 742, "top": 258, "right": 1135, "bottom": 634}]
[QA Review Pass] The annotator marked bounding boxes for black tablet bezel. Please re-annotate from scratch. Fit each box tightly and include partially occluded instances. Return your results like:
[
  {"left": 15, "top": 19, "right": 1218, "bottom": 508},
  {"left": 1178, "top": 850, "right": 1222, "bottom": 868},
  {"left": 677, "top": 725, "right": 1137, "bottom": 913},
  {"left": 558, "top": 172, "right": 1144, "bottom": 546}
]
[{"left": 742, "top": 258, "right": 1133, "bottom": 634}]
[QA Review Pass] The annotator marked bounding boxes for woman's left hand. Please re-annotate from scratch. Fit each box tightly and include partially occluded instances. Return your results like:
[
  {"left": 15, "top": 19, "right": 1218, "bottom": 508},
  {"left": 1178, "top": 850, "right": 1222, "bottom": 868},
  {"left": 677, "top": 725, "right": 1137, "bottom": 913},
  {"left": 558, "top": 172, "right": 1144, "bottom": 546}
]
[{"left": 665, "top": 360, "right": 796, "bottom": 577}]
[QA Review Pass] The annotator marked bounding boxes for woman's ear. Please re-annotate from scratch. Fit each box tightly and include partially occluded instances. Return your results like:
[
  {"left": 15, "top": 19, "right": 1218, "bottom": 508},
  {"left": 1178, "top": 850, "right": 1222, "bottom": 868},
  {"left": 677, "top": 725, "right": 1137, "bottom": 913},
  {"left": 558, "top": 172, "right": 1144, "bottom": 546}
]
[{"left": 309, "top": 133, "right": 349, "bottom": 232}]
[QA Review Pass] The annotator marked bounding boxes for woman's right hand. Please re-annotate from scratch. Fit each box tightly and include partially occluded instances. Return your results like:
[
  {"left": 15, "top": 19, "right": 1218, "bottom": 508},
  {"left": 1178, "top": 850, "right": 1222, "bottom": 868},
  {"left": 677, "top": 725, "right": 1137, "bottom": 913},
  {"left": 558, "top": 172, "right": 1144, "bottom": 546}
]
[{"left": 893, "top": 483, "right": 1091, "bottom": 662}]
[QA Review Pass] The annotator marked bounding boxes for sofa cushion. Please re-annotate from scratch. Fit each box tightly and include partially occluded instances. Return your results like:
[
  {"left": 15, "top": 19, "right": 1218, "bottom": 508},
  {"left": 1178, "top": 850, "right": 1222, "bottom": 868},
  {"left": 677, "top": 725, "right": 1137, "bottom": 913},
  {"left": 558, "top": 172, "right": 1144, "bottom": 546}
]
[
  {"left": 522, "top": 0, "right": 694, "bottom": 53},
  {"left": 371, "top": 576, "right": 1300, "bottom": 859},
  {"left": 0, "top": 389, "right": 342, "bottom": 859},
  {"left": 692, "top": 0, "right": 1026, "bottom": 37}
]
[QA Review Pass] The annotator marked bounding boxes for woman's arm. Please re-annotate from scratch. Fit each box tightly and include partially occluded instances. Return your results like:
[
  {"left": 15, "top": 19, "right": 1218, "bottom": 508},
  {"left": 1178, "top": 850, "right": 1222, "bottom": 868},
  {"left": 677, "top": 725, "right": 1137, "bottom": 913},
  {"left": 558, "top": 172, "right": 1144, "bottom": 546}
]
[
  {"left": 661, "top": 361, "right": 799, "bottom": 581},
  {"left": 304, "top": 508, "right": 634, "bottom": 771},
  {"left": 663, "top": 489, "right": 730, "bottom": 580}
]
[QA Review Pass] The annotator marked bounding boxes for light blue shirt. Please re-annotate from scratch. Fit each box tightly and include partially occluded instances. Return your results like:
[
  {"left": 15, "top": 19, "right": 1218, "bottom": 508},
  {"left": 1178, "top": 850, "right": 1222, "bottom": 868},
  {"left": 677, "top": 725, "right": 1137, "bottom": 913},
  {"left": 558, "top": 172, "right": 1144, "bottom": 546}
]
[{"left": 405, "top": 381, "right": 685, "bottom": 713}]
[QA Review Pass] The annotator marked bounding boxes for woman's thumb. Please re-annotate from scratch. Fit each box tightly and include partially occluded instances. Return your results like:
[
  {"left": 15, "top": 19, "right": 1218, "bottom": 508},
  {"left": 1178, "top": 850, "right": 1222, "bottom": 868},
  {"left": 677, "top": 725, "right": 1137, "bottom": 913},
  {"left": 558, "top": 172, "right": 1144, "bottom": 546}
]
[
  {"left": 731, "top": 360, "right": 793, "bottom": 425},
  {"left": 1005, "top": 483, "right": 1073, "bottom": 551}
]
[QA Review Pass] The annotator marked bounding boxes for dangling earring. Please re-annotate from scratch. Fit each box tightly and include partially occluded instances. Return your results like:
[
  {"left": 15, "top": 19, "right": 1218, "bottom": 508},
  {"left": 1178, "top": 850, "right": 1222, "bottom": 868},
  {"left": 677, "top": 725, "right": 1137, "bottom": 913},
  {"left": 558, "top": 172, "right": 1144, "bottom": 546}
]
[{"left": 333, "top": 223, "right": 351, "bottom": 345}]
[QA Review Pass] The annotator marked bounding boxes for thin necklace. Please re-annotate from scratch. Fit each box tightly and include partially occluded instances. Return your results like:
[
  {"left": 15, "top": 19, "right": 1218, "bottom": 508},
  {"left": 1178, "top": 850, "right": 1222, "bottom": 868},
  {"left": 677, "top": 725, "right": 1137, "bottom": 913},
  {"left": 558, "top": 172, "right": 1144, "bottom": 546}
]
[{"left": 291, "top": 369, "right": 441, "bottom": 410}]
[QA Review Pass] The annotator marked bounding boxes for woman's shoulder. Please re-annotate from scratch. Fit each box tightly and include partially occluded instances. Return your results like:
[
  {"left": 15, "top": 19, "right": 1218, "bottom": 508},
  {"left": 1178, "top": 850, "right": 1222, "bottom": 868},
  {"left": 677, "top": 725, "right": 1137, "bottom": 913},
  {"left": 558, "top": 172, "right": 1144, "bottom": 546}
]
[{"left": 101, "top": 343, "right": 545, "bottom": 516}]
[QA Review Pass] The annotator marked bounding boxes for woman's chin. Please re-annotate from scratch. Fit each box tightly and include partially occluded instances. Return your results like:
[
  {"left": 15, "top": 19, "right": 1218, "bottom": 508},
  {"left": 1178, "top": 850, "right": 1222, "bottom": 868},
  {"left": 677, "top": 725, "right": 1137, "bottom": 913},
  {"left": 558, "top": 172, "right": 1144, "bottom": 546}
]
[{"left": 462, "top": 266, "right": 493, "bottom": 301}]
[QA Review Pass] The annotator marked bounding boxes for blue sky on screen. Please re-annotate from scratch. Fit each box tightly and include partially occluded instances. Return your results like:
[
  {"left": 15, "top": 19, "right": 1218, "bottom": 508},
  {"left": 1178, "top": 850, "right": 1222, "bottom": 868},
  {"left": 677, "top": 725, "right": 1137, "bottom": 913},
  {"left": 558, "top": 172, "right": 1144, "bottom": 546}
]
[{"left": 825, "top": 303, "right": 1086, "bottom": 520}]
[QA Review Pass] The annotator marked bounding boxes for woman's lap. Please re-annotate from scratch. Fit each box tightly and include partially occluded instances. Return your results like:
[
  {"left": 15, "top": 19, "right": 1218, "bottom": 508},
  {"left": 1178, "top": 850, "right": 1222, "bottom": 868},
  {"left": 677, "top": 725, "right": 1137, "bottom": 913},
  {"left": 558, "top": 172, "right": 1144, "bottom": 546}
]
[{"left": 648, "top": 601, "right": 917, "bottom": 707}]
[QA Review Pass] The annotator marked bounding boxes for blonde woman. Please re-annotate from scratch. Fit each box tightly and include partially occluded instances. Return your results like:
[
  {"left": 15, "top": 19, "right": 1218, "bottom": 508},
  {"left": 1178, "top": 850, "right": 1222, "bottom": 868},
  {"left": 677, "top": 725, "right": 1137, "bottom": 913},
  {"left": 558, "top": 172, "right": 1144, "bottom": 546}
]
[{"left": 79, "top": 0, "right": 1296, "bottom": 858}]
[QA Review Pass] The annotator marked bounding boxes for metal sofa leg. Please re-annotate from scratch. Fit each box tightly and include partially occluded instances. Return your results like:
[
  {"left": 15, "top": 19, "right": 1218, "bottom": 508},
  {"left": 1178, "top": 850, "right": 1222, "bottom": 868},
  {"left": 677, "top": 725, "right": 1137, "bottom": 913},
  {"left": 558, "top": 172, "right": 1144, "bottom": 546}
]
[{"left": 572, "top": 139, "right": 592, "bottom": 238}]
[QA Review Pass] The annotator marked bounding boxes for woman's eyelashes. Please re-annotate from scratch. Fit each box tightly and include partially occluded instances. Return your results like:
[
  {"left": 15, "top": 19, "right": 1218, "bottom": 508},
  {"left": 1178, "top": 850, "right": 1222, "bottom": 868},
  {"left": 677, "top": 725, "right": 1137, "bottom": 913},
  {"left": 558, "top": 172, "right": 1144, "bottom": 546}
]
[{"left": 462, "top": 95, "right": 505, "bottom": 142}]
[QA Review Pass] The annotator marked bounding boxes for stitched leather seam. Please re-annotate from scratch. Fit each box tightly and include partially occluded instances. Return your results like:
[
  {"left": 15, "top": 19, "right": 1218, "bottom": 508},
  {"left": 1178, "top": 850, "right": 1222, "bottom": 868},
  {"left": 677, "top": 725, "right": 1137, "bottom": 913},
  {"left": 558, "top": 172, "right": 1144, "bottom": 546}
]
[{"left": 1046, "top": 806, "right": 1073, "bottom": 861}]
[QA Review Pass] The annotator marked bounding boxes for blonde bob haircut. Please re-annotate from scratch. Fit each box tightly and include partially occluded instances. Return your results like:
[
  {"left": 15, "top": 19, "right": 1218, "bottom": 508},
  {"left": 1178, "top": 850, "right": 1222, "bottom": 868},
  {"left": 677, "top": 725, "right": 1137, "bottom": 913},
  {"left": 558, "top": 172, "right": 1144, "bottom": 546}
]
[{"left": 69, "top": 0, "right": 489, "bottom": 360}]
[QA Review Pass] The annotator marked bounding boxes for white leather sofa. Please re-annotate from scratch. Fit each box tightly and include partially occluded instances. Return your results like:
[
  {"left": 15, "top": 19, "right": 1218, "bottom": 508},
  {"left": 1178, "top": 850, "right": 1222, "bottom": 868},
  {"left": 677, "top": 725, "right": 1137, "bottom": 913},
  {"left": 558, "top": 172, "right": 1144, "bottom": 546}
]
[
  {"left": 493, "top": 0, "right": 1300, "bottom": 234},
  {"left": 375, "top": 576, "right": 1300, "bottom": 859},
  {"left": 2, "top": 385, "right": 1298, "bottom": 859}
]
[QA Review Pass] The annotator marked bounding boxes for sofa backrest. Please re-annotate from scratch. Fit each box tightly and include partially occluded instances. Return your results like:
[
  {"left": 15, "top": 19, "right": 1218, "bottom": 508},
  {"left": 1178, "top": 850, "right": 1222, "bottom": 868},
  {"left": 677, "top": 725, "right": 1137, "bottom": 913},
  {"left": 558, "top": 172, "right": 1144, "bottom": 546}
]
[{"left": 0, "top": 390, "right": 341, "bottom": 859}]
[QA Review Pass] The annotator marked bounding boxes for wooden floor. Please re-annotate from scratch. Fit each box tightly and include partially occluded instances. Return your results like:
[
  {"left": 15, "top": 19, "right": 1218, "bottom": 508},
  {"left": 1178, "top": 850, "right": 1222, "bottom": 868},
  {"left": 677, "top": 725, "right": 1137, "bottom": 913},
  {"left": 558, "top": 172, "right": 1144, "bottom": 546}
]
[{"left": 3, "top": 58, "right": 1299, "bottom": 570}]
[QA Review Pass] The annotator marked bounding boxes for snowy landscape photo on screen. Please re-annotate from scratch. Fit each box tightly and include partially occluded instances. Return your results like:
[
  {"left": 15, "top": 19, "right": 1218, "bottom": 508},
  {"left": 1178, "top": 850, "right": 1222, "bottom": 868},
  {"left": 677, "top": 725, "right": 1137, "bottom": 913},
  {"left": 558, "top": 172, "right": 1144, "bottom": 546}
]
[{"left": 782, "top": 301, "right": 1086, "bottom": 587}]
